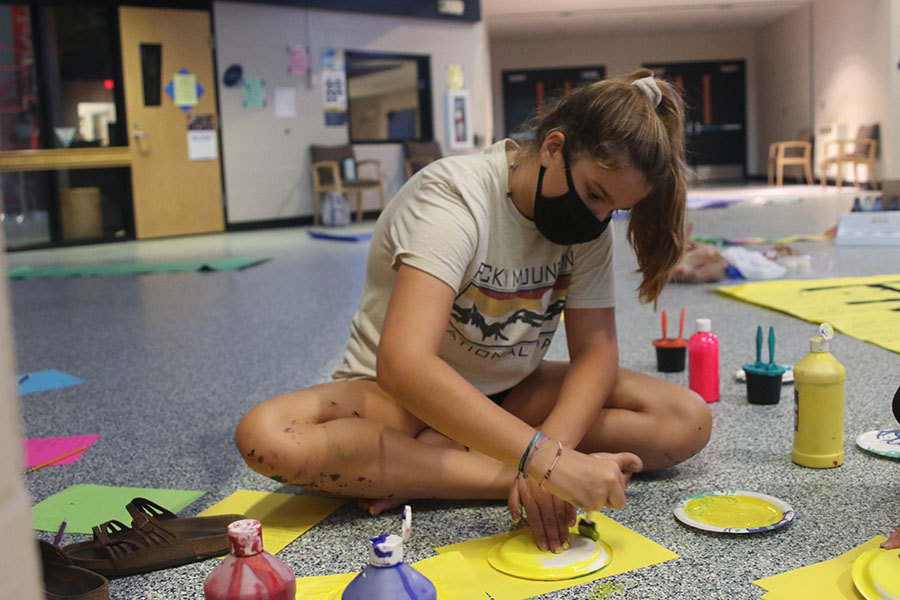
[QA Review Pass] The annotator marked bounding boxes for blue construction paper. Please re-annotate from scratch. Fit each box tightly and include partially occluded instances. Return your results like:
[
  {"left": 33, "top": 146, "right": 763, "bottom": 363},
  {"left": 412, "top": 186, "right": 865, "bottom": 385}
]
[{"left": 18, "top": 370, "right": 85, "bottom": 394}]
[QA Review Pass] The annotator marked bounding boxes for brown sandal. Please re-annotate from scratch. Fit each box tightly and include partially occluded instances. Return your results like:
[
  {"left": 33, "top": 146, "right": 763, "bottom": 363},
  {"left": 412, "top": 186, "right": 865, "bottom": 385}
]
[
  {"left": 61, "top": 497, "right": 244, "bottom": 578},
  {"left": 39, "top": 539, "right": 109, "bottom": 600}
]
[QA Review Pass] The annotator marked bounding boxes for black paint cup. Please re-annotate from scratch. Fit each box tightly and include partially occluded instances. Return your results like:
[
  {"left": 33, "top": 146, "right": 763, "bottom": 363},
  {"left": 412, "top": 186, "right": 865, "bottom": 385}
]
[
  {"left": 655, "top": 345, "right": 686, "bottom": 372},
  {"left": 746, "top": 371, "right": 782, "bottom": 405}
]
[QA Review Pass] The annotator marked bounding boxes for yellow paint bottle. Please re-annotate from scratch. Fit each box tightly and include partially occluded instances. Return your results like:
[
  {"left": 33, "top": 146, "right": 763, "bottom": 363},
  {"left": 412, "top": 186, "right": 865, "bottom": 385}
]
[{"left": 792, "top": 323, "right": 846, "bottom": 468}]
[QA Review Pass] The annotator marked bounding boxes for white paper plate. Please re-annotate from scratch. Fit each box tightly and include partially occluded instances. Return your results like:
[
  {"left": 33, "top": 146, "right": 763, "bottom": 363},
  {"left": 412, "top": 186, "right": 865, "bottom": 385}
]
[
  {"left": 856, "top": 429, "right": 900, "bottom": 459},
  {"left": 674, "top": 490, "right": 794, "bottom": 534},
  {"left": 734, "top": 366, "right": 793, "bottom": 383}
]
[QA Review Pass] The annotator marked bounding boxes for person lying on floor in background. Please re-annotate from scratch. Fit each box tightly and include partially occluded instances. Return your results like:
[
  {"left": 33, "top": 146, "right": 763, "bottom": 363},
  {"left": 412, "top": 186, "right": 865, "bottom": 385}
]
[{"left": 236, "top": 68, "right": 712, "bottom": 554}]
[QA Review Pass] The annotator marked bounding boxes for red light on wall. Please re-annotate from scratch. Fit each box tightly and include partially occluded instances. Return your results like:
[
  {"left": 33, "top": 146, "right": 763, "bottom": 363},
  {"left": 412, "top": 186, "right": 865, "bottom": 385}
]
[{"left": 104, "top": 79, "right": 114, "bottom": 90}]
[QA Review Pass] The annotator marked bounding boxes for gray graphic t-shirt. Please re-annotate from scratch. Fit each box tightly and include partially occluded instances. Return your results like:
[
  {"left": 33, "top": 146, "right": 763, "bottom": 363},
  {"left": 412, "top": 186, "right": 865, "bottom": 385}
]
[{"left": 333, "top": 140, "right": 615, "bottom": 394}]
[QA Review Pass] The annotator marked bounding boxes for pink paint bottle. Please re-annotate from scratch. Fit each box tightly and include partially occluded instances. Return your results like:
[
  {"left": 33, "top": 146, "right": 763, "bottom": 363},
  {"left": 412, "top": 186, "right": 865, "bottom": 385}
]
[
  {"left": 203, "top": 519, "right": 296, "bottom": 600},
  {"left": 689, "top": 318, "right": 719, "bottom": 403}
]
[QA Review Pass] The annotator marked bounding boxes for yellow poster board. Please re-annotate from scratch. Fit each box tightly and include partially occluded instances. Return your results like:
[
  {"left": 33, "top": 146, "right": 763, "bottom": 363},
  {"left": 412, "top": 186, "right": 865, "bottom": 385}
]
[
  {"left": 198, "top": 490, "right": 344, "bottom": 555},
  {"left": 435, "top": 512, "right": 678, "bottom": 600},
  {"left": 717, "top": 274, "right": 900, "bottom": 354},
  {"left": 754, "top": 536, "right": 884, "bottom": 599}
]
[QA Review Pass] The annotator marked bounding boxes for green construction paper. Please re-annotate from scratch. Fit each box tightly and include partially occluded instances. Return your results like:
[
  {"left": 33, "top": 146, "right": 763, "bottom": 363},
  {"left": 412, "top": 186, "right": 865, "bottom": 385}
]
[
  {"left": 32, "top": 484, "right": 205, "bottom": 534},
  {"left": 9, "top": 257, "right": 269, "bottom": 280}
]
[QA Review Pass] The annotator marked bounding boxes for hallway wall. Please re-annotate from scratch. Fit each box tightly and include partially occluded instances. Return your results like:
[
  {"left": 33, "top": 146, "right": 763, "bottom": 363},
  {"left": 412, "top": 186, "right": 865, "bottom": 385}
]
[{"left": 214, "top": 1, "right": 491, "bottom": 224}]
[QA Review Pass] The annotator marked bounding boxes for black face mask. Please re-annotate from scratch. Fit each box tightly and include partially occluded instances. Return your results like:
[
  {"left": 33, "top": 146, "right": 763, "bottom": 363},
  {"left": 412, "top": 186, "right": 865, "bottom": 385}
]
[{"left": 533, "top": 150, "right": 611, "bottom": 245}]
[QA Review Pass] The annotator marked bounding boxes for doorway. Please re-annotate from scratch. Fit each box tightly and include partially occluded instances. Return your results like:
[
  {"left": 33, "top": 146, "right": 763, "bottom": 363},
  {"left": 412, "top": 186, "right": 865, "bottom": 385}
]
[
  {"left": 643, "top": 60, "right": 746, "bottom": 180},
  {"left": 119, "top": 6, "right": 224, "bottom": 239},
  {"left": 502, "top": 66, "right": 606, "bottom": 140}
]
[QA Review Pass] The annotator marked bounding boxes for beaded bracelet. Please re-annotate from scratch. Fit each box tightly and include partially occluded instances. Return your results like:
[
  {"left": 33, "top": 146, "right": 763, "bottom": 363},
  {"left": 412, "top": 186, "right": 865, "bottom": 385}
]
[{"left": 539, "top": 440, "right": 564, "bottom": 489}]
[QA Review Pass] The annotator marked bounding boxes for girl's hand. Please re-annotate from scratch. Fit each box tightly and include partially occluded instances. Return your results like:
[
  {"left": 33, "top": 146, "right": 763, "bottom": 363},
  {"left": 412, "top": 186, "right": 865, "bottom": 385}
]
[
  {"left": 542, "top": 450, "right": 642, "bottom": 513},
  {"left": 882, "top": 525, "right": 900, "bottom": 549},
  {"left": 507, "top": 473, "right": 576, "bottom": 552}
]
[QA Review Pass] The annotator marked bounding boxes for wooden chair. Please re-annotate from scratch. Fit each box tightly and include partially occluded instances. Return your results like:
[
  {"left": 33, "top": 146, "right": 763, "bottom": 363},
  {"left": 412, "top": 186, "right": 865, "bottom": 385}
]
[
  {"left": 310, "top": 144, "right": 385, "bottom": 224},
  {"left": 767, "top": 132, "right": 813, "bottom": 186},
  {"left": 402, "top": 140, "right": 442, "bottom": 179},
  {"left": 820, "top": 124, "right": 879, "bottom": 190}
]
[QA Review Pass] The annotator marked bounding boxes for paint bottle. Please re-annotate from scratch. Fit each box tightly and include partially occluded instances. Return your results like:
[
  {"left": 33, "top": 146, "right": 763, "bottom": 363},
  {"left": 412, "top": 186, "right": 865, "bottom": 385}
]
[
  {"left": 342, "top": 506, "right": 436, "bottom": 600},
  {"left": 689, "top": 318, "right": 719, "bottom": 403},
  {"left": 792, "top": 323, "right": 846, "bottom": 468},
  {"left": 204, "top": 519, "right": 295, "bottom": 600}
]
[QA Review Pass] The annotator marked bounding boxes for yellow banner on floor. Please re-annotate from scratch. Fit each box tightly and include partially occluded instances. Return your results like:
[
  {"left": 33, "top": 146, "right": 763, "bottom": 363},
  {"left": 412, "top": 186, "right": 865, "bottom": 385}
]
[{"left": 717, "top": 274, "right": 900, "bottom": 355}]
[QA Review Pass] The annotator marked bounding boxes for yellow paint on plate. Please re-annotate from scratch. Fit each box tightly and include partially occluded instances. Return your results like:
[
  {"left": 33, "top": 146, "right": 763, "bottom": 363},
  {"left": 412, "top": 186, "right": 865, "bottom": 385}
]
[
  {"left": 682, "top": 494, "right": 782, "bottom": 529},
  {"left": 487, "top": 530, "right": 612, "bottom": 581},
  {"left": 853, "top": 547, "right": 900, "bottom": 600}
]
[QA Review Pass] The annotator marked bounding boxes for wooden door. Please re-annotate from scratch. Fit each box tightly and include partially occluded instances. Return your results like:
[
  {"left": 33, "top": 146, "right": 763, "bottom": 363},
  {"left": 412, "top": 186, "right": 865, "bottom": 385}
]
[{"left": 119, "top": 6, "right": 224, "bottom": 239}]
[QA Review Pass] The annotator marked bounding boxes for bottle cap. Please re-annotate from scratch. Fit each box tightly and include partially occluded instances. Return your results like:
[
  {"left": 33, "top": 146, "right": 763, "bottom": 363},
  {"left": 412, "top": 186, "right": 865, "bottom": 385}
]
[
  {"left": 227, "top": 519, "right": 264, "bottom": 556},
  {"left": 368, "top": 533, "right": 403, "bottom": 567},
  {"left": 809, "top": 336, "right": 829, "bottom": 353},
  {"left": 367, "top": 505, "right": 412, "bottom": 567},
  {"left": 696, "top": 318, "right": 711, "bottom": 332}
]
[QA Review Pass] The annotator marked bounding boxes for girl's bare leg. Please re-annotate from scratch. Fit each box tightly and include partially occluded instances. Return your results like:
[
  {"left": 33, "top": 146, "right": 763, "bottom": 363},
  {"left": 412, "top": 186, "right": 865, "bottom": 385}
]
[
  {"left": 235, "top": 380, "right": 515, "bottom": 503},
  {"left": 235, "top": 365, "right": 710, "bottom": 511}
]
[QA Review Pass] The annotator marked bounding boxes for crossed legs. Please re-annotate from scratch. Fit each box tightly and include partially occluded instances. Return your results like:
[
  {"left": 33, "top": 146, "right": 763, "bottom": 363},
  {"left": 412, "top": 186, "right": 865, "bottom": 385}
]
[{"left": 234, "top": 362, "right": 711, "bottom": 510}]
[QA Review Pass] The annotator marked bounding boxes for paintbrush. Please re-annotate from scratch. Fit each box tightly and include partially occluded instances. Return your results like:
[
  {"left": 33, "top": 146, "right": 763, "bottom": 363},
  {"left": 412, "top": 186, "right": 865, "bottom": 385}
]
[{"left": 577, "top": 513, "right": 600, "bottom": 541}]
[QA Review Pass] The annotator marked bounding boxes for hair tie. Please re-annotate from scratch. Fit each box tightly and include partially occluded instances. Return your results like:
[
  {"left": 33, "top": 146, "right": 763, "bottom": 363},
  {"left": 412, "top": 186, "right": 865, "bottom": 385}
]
[{"left": 632, "top": 76, "right": 662, "bottom": 107}]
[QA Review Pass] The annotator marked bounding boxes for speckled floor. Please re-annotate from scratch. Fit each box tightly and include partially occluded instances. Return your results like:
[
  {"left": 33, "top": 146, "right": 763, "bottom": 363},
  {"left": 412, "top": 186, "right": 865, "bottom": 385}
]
[{"left": 11, "top": 184, "right": 900, "bottom": 599}]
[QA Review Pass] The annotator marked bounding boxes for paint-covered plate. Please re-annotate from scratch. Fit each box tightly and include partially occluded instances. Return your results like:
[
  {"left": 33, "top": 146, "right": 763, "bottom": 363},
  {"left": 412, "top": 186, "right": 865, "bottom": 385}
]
[
  {"left": 487, "top": 530, "right": 612, "bottom": 581},
  {"left": 674, "top": 490, "right": 794, "bottom": 534},
  {"left": 734, "top": 366, "right": 793, "bottom": 383},
  {"left": 856, "top": 430, "right": 900, "bottom": 459},
  {"left": 852, "top": 547, "right": 900, "bottom": 600}
]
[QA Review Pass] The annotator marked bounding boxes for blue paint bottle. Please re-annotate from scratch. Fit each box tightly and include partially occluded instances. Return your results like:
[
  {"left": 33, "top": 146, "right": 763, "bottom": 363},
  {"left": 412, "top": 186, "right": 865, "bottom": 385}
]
[{"left": 341, "top": 506, "right": 437, "bottom": 600}]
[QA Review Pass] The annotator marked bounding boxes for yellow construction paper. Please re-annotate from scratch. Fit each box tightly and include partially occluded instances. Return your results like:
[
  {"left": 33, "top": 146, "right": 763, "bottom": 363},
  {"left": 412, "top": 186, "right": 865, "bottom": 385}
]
[
  {"left": 435, "top": 512, "right": 679, "bottom": 600},
  {"left": 198, "top": 490, "right": 344, "bottom": 555},
  {"left": 753, "top": 536, "right": 885, "bottom": 599},
  {"left": 717, "top": 274, "right": 900, "bottom": 355},
  {"left": 294, "top": 551, "right": 485, "bottom": 599}
]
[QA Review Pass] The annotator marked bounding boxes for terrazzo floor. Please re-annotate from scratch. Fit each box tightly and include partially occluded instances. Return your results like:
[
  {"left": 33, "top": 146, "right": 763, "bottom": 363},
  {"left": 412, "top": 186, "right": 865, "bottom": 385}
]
[{"left": 10, "top": 183, "right": 900, "bottom": 599}]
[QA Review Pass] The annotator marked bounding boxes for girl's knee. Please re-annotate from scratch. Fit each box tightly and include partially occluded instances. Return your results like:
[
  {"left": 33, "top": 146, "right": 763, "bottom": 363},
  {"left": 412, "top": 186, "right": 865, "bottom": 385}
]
[
  {"left": 235, "top": 398, "right": 312, "bottom": 480},
  {"left": 667, "top": 387, "right": 712, "bottom": 455}
]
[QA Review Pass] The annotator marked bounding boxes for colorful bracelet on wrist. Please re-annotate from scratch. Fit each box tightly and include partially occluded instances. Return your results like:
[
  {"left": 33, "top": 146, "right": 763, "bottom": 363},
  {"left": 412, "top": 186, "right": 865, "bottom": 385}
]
[
  {"left": 517, "top": 431, "right": 547, "bottom": 477},
  {"left": 539, "top": 440, "right": 564, "bottom": 489}
]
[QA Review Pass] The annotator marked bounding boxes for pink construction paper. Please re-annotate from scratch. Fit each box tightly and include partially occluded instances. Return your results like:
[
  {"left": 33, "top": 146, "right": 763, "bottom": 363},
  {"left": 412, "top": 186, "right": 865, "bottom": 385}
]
[{"left": 24, "top": 434, "right": 100, "bottom": 467}]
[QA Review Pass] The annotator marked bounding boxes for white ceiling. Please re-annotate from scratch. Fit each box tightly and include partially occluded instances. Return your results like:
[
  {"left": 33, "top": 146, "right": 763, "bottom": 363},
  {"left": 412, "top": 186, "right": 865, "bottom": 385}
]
[{"left": 481, "top": 0, "right": 812, "bottom": 39}]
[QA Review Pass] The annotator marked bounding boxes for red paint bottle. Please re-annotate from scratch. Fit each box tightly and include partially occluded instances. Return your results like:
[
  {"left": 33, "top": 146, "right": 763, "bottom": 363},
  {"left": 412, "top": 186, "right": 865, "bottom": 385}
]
[
  {"left": 204, "top": 519, "right": 296, "bottom": 600},
  {"left": 689, "top": 318, "right": 719, "bottom": 403}
]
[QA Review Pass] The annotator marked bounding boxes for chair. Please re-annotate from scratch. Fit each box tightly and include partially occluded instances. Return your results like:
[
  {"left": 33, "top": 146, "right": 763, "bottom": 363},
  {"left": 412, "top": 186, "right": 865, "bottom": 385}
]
[
  {"left": 820, "top": 124, "right": 879, "bottom": 190},
  {"left": 402, "top": 140, "right": 442, "bottom": 179},
  {"left": 767, "top": 131, "right": 813, "bottom": 186},
  {"left": 310, "top": 144, "right": 386, "bottom": 224}
]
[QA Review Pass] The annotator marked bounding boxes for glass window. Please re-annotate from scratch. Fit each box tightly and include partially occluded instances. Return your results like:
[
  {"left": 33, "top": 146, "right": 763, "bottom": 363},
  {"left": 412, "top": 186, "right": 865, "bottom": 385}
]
[
  {"left": 346, "top": 51, "right": 432, "bottom": 143},
  {"left": 39, "top": 5, "right": 122, "bottom": 147}
]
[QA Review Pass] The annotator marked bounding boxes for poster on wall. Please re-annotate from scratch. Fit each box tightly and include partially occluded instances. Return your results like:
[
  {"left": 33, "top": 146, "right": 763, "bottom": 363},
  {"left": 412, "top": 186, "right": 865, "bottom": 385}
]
[
  {"left": 288, "top": 45, "right": 309, "bottom": 76},
  {"left": 446, "top": 90, "right": 473, "bottom": 150},
  {"left": 166, "top": 68, "right": 204, "bottom": 113},
  {"left": 187, "top": 114, "right": 217, "bottom": 161},
  {"left": 243, "top": 78, "right": 266, "bottom": 108},
  {"left": 274, "top": 87, "right": 296, "bottom": 118},
  {"left": 321, "top": 48, "right": 347, "bottom": 126}
]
